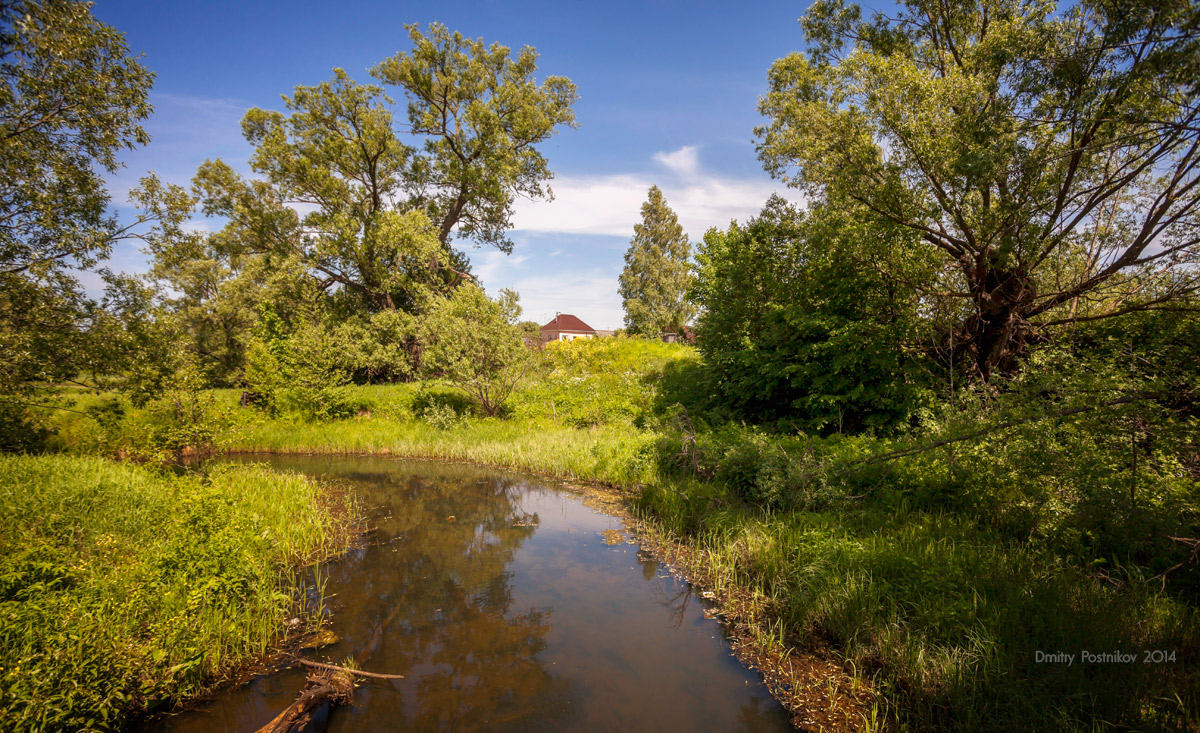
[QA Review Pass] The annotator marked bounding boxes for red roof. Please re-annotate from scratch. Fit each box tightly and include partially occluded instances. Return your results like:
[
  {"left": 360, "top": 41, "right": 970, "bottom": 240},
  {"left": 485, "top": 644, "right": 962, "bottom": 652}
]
[{"left": 541, "top": 314, "right": 595, "bottom": 333}]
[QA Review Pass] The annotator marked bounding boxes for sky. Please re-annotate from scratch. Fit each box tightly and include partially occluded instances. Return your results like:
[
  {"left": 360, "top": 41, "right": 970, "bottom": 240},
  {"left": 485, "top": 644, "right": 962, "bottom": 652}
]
[{"left": 91, "top": 0, "right": 822, "bottom": 330}]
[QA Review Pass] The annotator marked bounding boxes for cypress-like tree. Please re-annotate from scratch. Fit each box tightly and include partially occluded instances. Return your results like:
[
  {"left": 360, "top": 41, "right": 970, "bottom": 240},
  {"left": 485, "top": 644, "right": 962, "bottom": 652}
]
[{"left": 619, "top": 186, "right": 695, "bottom": 336}]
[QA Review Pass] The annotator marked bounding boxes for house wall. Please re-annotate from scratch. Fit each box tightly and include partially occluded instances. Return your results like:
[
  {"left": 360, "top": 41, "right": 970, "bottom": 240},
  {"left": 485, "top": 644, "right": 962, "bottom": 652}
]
[{"left": 541, "top": 330, "right": 595, "bottom": 343}]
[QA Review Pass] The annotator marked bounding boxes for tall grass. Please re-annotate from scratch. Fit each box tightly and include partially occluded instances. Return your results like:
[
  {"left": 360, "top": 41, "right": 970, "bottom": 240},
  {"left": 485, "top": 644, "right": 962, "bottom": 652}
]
[
  {"left": 0, "top": 455, "right": 359, "bottom": 731},
  {"left": 36, "top": 337, "right": 1200, "bottom": 729},
  {"left": 234, "top": 415, "right": 660, "bottom": 488},
  {"left": 636, "top": 483, "right": 1199, "bottom": 731}
]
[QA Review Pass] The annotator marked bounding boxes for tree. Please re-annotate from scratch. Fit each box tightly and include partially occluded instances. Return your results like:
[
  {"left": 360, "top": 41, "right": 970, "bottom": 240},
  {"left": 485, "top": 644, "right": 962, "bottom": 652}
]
[
  {"left": 0, "top": 0, "right": 153, "bottom": 280},
  {"left": 0, "top": 0, "right": 153, "bottom": 445},
  {"left": 177, "top": 23, "right": 579, "bottom": 316},
  {"left": 693, "top": 196, "right": 934, "bottom": 431},
  {"left": 420, "top": 286, "right": 528, "bottom": 417},
  {"left": 757, "top": 0, "right": 1200, "bottom": 380},
  {"left": 372, "top": 23, "right": 580, "bottom": 254},
  {"left": 619, "top": 186, "right": 695, "bottom": 335}
]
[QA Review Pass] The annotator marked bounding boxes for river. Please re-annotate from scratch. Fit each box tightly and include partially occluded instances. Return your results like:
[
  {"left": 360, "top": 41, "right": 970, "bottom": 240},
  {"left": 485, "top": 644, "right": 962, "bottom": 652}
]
[{"left": 162, "top": 455, "right": 793, "bottom": 731}]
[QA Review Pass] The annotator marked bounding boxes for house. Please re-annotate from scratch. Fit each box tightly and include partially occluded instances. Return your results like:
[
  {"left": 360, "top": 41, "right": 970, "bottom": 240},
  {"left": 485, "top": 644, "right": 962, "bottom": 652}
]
[
  {"left": 661, "top": 326, "right": 695, "bottom": 344},
  {"left": 540, "top": 313, "right": 597, "bottom": 343}
]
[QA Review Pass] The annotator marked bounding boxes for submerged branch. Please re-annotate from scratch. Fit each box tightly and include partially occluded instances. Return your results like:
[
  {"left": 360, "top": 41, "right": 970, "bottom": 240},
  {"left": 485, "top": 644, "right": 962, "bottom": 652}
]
[{"left": 295, "top": 658, "right": 404, "bottom": 680}]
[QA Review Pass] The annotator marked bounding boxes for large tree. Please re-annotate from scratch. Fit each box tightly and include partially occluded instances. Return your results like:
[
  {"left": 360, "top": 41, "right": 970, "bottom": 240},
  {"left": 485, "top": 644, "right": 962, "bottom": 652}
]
[
  {"left": 757, "top": 0, "right": 1200, "bottom": 380},
  {"left": 200, "top": 23, "right": 579, "bottom": 313},
  {"left": 0, "top": 0, "right": 152, "bottom": 435},
  {"left": 372, "top": 23, "right": 579, "bottom": 253},
  {"left": 619, "top": 186, "right": 695, "bottom": 335}
]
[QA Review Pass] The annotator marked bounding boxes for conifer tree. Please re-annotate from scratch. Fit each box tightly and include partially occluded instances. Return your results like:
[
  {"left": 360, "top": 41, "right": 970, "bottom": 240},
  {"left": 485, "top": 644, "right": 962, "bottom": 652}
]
[{"left": 619, "top": 186, "right": 695, "bottom": 336}]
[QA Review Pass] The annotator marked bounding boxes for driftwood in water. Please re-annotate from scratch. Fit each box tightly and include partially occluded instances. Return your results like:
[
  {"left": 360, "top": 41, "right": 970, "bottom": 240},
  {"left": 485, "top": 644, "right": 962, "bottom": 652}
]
[
  {"left": 255, "top": 669, "right": 354, "bottom": 733},
  {"left": 297, "top": 658, "right": 404, "bottom": 680},
  {"left": 258, "top": 589, "right": 411, "bottom": 732}
]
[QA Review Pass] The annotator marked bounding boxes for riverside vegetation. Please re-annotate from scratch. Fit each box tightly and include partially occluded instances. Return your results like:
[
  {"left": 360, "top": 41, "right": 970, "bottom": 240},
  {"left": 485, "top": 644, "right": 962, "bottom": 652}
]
[
  {"left": 38, "top": 332, "right": 1200, "bottom": 731},
  {"left": 3, "top": 0, "right": 1199, "bottom": 730},
  {"left": 0, "top": 456, "right": 359, "bottom": 730}
]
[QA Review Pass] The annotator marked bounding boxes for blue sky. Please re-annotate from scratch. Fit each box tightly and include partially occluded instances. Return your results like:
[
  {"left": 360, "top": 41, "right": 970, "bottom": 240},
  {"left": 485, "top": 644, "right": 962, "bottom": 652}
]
[{"left": 93, "top": 0, "right": 820, "bottom": 329}]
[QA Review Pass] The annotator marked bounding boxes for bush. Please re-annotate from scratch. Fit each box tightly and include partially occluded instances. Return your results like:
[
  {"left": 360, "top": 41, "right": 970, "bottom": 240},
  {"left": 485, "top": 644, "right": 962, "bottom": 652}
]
[
  {"left": 419, "top": 286, "right": 529, "bottom": 417},
  {"left": 243, "top": 307, "right": 357, "bottom": 421}
]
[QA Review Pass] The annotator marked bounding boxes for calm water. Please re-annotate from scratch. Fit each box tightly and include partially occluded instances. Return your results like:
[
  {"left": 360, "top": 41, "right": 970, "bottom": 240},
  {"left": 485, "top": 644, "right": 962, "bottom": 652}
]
[{"left": 163, "top": 456, "right": 793, "bottom": 732}]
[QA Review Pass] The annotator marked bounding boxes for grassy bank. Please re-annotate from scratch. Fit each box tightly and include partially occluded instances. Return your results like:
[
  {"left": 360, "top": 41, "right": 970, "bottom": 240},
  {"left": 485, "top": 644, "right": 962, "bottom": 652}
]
[
  {"left": 38, "top": 338, "right": 1200, "bottom": 730},
  {"left": 224, "top": 410, "right": 1199, "bottom": 729},
  {"left": 0, "top": 455, "right": 359, "bottom": 731}
]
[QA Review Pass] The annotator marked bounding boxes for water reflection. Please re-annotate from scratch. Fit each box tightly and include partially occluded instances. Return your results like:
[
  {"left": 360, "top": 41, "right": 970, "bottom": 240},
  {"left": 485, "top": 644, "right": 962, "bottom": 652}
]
[{"left": 162, "top": 456, "right": 792, "bottom": 732}]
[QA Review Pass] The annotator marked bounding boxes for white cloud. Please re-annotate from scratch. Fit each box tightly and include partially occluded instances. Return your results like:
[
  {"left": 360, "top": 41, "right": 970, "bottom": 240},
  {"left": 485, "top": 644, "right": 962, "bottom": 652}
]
[
  {"left": 473, "top": 250, "right": 529, "bottom": 285},
  {"left": 513, "top": 172, "right": 802, "bottom": 241},
  {"left": 513, "top": 142, "right": 804, "bottom": 239},
  {"left": 486, "top": 272, "right": 624, "bottom": 331},
  {"left": 653, "top": 145, "right": 700, "bottom": 176}
]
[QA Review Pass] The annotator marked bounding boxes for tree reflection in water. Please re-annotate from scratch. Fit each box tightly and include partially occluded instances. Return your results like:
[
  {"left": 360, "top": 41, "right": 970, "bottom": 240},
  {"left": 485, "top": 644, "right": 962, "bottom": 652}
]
[
  {"left": 311, "top": 464, "right": 574, "bottom": 730},
  {"left": 163, "top": 456, "right": 794, "bottom": 733}
]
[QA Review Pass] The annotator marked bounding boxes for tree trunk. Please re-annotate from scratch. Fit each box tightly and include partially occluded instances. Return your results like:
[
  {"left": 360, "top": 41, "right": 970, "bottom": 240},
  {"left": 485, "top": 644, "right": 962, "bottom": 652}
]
[{"left": 958, "top": 262, "right": 1037, "bottom": 381}]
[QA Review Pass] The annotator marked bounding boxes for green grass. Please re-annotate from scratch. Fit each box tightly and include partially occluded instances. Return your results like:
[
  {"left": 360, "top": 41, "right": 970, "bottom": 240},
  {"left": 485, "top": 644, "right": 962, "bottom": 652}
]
[
  {"left": 0, "top": 454, "right": 359, "bottom": 731},
  {"left": 636, "top": 484, "right": 1198, "bottom": 730},
  {"left": 225, "top": 404, "right": 1199, "bottom": 729},
  {"left": 33, "top": 337, "right": 1200, "bottom": 730},
  {"left": 234, "top": 415, "right": 661, "bottom": 488}
]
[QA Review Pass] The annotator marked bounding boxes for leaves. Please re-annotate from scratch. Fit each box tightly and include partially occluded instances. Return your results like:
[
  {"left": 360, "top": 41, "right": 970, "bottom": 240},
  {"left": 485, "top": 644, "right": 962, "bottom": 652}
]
[
  {"left": 757, "top": 0, "right": 1200, "bottom": 378},
  {"left": 419, "top": 285, "right": 528, "bottom": 417},
  {"left": 619, "top": 186, "right": 696, "bottom": 335}
]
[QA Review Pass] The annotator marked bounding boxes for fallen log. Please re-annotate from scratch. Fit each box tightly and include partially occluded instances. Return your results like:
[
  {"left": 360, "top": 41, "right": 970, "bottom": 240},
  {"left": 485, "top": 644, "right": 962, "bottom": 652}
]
[{"left": 255, "top": 669, "right": 354, "bottom": 733}]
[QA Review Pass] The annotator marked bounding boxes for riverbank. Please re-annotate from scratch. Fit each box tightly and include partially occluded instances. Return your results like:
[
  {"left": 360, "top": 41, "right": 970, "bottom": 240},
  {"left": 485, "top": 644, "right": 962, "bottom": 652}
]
[
  {"left": 34, "top": 335, "right": 1200, "bottom": 730},
  {"left": 0, "top": 455, "right": 360, "bottom": 731},
  {"left": 221, "top": 413, "right": 1198, "bottom": 731}
]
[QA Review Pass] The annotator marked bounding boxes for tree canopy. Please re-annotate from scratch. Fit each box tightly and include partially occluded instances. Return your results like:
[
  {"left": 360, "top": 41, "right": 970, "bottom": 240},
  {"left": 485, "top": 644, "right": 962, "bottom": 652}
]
[
  {"left": 0, "top": 0, "right": 154, "bottom": 280},
  {"left": 0, "top": 0, "right": 153, "bottom": 419},
  {"left": 619, "top": 186, "right": 695, "bottom": 336},
  {"left": 757, "top": 0, "right": 1200, "bottom": 379},
  {"left": 693, "top": 196, "right": 935, "bottom": 431},
  {"left": 144, "top": 23, "right": 578, "bottom": 325},
  {"left": 373, "top": 23, "right": 579, "bottom": 253}
]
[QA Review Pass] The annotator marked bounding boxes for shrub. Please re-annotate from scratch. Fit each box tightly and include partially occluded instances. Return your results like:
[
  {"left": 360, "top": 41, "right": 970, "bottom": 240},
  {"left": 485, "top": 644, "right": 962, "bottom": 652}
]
[
  {"left": 419, "top": 286, "right": 529, "bottom": 417},
  {"left": 243, "top": 307, "right": 357, "bottom": 421}
]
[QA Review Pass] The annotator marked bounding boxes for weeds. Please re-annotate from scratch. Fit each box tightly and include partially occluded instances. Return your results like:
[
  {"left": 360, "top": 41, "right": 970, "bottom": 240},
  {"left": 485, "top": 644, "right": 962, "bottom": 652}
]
[{"left": 0, "top": 455, "right": 359, "bottom": 731}]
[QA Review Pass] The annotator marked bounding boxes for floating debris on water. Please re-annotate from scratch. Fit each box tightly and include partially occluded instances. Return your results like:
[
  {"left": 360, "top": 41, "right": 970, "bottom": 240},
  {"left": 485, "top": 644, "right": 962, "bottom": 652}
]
[
  {"left": 599, "top": 529, "right": 624, "bottom": 545},
  {"left": 299, "top": 629, "right": 341, "bottom": 650}
]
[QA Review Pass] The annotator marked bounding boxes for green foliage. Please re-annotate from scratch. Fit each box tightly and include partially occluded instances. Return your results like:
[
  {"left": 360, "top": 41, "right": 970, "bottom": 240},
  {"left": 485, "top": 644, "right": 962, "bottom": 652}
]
[
  {"left": 510, "top": 336, "right": 697, "bottom": 428},
  {"left": 635, "top": 488, "right": 1199, "bottom": 731},
  {"left": 334, "top": 309, "right": 420, "bottom": 383},
  {"left": 757, "top": 0, "right": 1200, "bottom": 378},
  {"left": 136, "top": 352, "right": 237, "bottom": 465},
  {"left": 0, "top": 454, "right": 358, "bottom": 731},
  {"left": 0, "top": 0, "right": 155, "bottom": 447},
  {"left": 619, "top": 186, "right": 695, "bottom": 335},
  {"left": 0, "top": 0, "right": 153, "bottom": 279},
  {"left": 516, "top": 320, "right": 542, "bottom": 343},
  {"left": 243, "top": 306, "right": 357, "bottom": 422},
  {"left": 419, "top": 286, "right": 529, "bottom": 417},
  {"left": 91, "top": 270, "right": 177, "bottom": 404},
  {"left": 693, "top": 196, "right": 934, "bottom": 431},
  {"left": 371, "top": 22, "right": 579, "bottom": 253}
]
